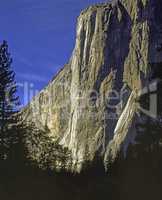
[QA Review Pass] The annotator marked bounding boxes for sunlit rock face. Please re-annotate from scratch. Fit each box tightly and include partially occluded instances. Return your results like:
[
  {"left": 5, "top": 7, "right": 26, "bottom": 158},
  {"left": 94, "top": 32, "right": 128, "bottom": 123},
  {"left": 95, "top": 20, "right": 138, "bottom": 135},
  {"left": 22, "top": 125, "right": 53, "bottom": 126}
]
[{"left": 22, "top": 0, "right": 162, "bottom": 172}]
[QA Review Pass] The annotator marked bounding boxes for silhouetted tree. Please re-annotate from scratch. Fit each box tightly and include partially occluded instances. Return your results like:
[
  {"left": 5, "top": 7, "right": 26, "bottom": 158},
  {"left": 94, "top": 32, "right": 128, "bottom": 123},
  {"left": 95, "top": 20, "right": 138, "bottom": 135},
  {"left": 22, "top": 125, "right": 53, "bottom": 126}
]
[{"left": 0, "top": 41, "right": 19, "bottom": 161}]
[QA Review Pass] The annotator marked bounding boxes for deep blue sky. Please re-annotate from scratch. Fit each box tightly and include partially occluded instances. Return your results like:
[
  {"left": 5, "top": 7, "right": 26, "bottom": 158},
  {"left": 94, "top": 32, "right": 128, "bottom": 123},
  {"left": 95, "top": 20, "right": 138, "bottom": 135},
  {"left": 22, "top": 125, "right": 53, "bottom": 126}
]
[{"left": 0, "top": 0, "right": 104, "bottom": 105}]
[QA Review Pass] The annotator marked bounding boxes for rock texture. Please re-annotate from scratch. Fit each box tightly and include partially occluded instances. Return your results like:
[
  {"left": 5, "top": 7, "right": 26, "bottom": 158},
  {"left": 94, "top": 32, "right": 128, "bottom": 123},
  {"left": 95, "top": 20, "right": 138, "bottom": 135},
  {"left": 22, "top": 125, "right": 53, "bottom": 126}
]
[{"left": 22, "top": 0, "right": 162, "bottom": 172}]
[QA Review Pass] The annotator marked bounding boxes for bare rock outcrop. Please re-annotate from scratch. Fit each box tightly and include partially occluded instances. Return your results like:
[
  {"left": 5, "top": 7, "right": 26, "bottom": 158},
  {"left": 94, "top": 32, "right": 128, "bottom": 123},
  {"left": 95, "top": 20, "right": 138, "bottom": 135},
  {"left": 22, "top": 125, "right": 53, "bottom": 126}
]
[{"left": 22, "top": 0, "right": 162, "bottom": 172}]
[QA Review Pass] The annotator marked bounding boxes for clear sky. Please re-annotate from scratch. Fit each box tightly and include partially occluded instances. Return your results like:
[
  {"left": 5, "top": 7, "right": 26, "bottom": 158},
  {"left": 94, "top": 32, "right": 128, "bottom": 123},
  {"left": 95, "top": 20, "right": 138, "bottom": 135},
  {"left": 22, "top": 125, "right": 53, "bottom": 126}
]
[{"left": 0, "top": 0, "right": 105, "bottom": 105}]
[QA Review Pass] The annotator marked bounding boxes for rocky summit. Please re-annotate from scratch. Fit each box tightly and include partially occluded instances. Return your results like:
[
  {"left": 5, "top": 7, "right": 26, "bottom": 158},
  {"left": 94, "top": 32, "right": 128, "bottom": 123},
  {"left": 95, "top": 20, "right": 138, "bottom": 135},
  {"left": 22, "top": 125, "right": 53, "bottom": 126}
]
[{"left": 22, "top": 0, "right": 162, "bottom": 172}]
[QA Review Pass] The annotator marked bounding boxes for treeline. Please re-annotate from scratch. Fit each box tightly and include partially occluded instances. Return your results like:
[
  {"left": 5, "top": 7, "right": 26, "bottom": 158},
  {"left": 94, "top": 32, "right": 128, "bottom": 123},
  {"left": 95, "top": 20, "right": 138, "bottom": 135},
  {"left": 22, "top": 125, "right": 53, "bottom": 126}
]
[{"left": 0, "top": 40, "right": 71, "bottom": 173}]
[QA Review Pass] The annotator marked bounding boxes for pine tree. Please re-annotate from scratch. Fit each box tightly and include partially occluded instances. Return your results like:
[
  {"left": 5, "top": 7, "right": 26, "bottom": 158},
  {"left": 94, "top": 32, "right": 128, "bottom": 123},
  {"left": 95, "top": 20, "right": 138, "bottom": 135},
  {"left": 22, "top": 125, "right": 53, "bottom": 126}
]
[{"left": 0, "top": 40, "right": 19, "bottom": 160}]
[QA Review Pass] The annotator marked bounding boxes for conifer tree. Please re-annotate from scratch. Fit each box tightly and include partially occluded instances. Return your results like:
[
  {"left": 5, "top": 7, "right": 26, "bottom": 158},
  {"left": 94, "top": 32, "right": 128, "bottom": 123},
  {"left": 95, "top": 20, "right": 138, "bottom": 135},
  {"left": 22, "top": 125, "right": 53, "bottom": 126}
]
[{"left": 0, "top": 40, "right": 19, "bottom": 160}]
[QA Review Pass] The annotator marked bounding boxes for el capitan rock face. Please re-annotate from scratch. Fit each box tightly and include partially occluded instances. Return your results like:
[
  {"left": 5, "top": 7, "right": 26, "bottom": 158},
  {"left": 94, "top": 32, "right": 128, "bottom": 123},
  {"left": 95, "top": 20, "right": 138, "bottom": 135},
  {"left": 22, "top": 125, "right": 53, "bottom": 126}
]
[{"left": 22, "top": 0, "right": 162, "bottom": 172}]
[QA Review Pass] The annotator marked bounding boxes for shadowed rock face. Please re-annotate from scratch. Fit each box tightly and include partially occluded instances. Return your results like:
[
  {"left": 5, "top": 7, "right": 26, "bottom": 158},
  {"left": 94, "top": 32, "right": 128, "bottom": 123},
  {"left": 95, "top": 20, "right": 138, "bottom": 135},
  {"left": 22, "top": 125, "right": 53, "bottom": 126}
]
[{"left": 22, "top": 0, "right": 162, "bottom": 172}]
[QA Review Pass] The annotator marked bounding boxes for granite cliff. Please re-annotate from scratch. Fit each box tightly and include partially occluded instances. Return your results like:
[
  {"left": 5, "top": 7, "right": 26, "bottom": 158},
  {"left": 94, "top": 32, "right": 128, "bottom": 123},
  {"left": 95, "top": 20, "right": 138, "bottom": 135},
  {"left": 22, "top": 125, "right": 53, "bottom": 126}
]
[{"left": 22, "top": 0, "right": 162, "bottom": 172}]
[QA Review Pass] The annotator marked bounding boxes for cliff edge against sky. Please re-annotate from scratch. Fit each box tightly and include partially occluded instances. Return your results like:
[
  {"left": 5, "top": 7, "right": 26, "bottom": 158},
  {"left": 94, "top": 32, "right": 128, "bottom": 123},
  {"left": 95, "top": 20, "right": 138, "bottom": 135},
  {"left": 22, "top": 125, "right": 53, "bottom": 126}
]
[{"left": 22, "top": 0, "right": 162, "bottom": 172}]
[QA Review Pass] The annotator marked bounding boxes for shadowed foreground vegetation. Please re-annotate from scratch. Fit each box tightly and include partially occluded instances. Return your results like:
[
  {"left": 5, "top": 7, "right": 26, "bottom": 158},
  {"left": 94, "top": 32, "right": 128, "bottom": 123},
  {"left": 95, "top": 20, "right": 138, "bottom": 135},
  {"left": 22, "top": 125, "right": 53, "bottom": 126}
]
[{"left": 0, "top": 150, "right": 162, "bottom": 200}]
